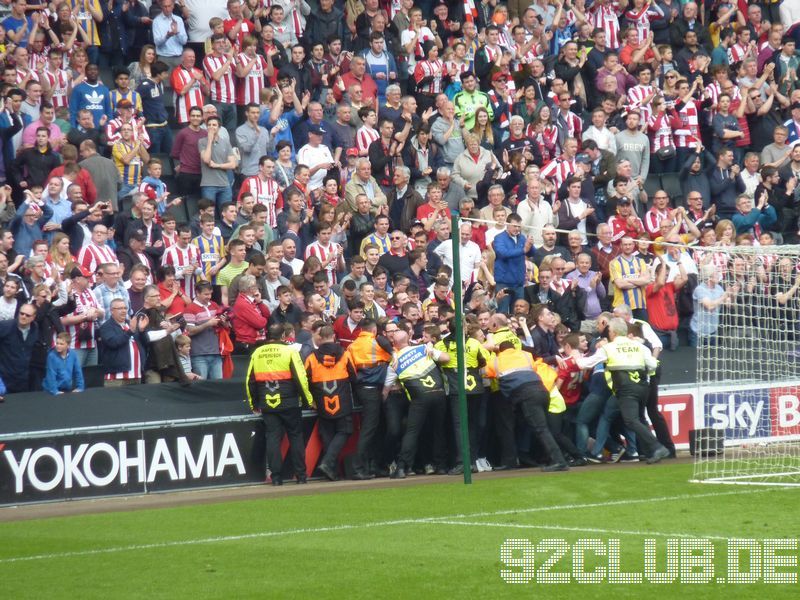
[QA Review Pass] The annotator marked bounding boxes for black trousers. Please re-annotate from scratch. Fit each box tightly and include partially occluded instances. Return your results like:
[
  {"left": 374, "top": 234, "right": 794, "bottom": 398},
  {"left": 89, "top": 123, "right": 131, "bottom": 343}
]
[
  {"left": 398, "top": 393, "right": 447, "bottom": 470},
  {"left": 516, "top": 386, "right": 567, "bottom": 466},
  {"left": 614, "top": 373, "right": 662, "bottom": 458},
  {"left": 263, "top": 408, "right": 305, "bottom": 481},
  {"left": 318, "top": 415, "right": 353, "bottom": 471},
  {"left": 546, "top": 411, "right": 582, "bottom": 460},
  {"left": 449, "top": 393, "right": 482, "bottom": 465},
  {"left": 382, "top": 390, "right": 408, "bottom": 465},
  {"left": 490, "top": 390, "right": 518, "bottom": 468},
  {"left": 355, "top": 386, "right": 383, "bottom": 471},
  {"left": 641, "top": 365, "right": 675, "bottom": 454},
  {"left": 175, "top": 172, "right": 201, "bottom": 202}
]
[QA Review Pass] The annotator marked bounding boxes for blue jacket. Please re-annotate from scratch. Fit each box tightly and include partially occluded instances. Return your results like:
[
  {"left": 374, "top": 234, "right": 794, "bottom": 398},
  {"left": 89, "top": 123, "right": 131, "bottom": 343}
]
[
  {"left": 10, "top": 201, "right": 54, "bottom": 257},
  {"left": 42, "top": 348, "right": 85, "bottom": 395},
  {"left": 492, "top": 230, "right": 527, "bottom": 287},
  {"left": 0, "top": 319, "right": 37, "bottom": 393},
  {"left": 97, "top": 318, "right": 145, "bottom": 376},
  {"left": 732, "top": 206, "right": 778, "bottom": 235}
]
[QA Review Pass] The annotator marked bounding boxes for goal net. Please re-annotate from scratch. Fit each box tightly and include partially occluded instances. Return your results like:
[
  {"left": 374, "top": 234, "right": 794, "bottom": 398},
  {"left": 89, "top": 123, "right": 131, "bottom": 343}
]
[{"left": 691, "top": 243, "right": 800, "bottom": 486}]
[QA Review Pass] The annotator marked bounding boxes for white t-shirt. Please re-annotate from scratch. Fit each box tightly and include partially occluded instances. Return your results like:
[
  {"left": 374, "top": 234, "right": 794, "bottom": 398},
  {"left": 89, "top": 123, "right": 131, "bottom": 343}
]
[
  {"left": 297, "top": 144, "right": 334, "bottom": 190},
  {"left": 565, "top": 198, "right": 588, "bottom": 244},
  {"left": 0, "top": 297, "right": 18, "bottom": 321}
]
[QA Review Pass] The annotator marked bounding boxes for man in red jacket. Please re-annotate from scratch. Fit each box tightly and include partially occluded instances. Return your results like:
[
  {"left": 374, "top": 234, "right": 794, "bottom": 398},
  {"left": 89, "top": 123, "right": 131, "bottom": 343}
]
[
  {"left": 332, "top": 302, "right": 365, "bottom": 348},
  {"left": 232, "top": 274, "right": 271, "bottom": 354}
]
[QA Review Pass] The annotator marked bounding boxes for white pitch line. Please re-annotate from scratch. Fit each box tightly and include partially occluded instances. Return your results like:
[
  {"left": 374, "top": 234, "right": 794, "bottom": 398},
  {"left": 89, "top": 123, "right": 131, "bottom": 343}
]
[
  {"left": 0, "top": 486, "right": 789, "bottom": 564},
  {"left": 433, "top": 520, "right": 731, "bottom": 541}
]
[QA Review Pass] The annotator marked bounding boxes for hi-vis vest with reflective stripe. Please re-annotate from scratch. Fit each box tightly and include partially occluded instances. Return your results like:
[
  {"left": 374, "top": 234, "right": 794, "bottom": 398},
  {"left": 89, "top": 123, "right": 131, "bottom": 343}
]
[
  {"left": 435, "top": 336, "right": 487, "bottom": 395},
  {"left": 604, "top": 337, "right": 648, "bottom": 371},
  {"left": 347, "top": 331, "right": 392, "bottom": 386},
  {"left": 490, "top": 327, "right": 522, "bottom": 350},
  {"left": 304, "top": 349, "right": 354, "bottom": 419},
  {"left": 246, "top": 341, "right": 312, "bottom": 411},
  {"left": 485, "top": 348, "right": 543, "bottom": 398},
  {"left": 393, "top": 344, "right": 445, "bottom": 398}
]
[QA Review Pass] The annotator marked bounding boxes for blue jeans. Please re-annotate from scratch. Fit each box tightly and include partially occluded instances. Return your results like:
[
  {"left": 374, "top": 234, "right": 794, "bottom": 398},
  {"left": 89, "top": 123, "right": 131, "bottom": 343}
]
[
  {"left": 201, "top": 185, "right": 233, "bottom": 216},
  {"left": 74, "top": 347, "right": 98, "bottom": 368},
  {"left": 146, "top": 125, "right": 173, "bottom": 154},
  {"left": 594, "top": 395, "right": 639, "bottom": 457},
  {"left": 575, "top": 386, "right": 610, "bottom": 456},
  {"left": 192, "top": 354, "right": 223, "bottom": 380},
  {"left": 119, "top": 183, "right": 137, "bottom": 201}
]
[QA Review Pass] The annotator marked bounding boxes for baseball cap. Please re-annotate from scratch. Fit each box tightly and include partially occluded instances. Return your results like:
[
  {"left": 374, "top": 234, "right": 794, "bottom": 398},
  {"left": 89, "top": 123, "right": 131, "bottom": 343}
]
[
  {"left": 617, "top": 196, "right": 632, "bottom": 205},
  {"left": 307, "top": 124, "right": 324, "bottom": 135},
  {"left": 575, "top": 153, "right": 591, "bottom": 164},
  {"left": 129, "top": 230, "right": 147, "bottom": 243},
  {"left": 69, "top": 265, "right": 92, "bottom": 279},
  {"left": 346, "top": 147, "right": 359, "bottom": 157},
  {"left": 491, "top": 72, "right": 508, "bottom": 82}
]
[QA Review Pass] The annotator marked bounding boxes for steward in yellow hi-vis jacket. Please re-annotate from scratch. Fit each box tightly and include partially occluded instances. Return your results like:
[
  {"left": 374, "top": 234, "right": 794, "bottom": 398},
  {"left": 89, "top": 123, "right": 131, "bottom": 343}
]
[
  {"left": 247, "top": 324, "right": 314, "bottom": 485},
  {"left": 574, "top": 317, "right": 669, "bottom": 465},
  {"left": 304, "top": 325, "right": 358, "bottom": 482},
  {"left": 484, "top": 341, "right": 569, "bottom": 472},
  {"left": 435, "top": 319, "right": 491, "bottom": 474},
  {"left": 384, "top": 330, "right": 450, "bottom": 479}
]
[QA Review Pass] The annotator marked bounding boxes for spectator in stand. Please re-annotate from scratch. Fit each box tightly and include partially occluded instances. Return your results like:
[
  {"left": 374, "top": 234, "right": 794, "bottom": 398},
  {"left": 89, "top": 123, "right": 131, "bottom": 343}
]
[
  {"left": 199, "top": 116, "right": 237, "bottom": 214},
  {"left": 42, "top": 331, "right": 84, "bottom": 395},
  {"left": 92, "top": 262, "right": 130, "bottom": 324},
  {"left": 10, "top": 198, "right": 53, "bottom": 257},
  {"left": 98, "top": 298, "right": 147, "bottom": 387},
  {"left": 232, "top": 273, "right": 270, "bottom": 354},
  {"left": 184, "top": 281, "right": 226, "bottom": 380},
  {"left": 0, "top": 302, "right": 39, "bottom": 393},
  {"left": 78, "top": 141, "right": 120, "bottom": 211}
]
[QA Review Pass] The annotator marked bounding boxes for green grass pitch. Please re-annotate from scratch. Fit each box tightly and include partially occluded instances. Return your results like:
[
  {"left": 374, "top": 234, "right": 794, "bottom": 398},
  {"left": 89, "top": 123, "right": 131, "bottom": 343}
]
[{"left": 1, "top": 462, "right": 799, "bottom": 598}]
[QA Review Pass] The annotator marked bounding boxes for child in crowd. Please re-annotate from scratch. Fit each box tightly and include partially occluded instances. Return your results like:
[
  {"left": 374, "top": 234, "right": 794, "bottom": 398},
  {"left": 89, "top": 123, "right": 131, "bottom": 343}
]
[
  {"left": 175, "top": 335, "right": 202, "bottom": 381},
  {"left": 140, "top": 159, "right": 183, "bottom": 215},
  {"left": 43, "top": 332, "right": 85, "bottom": 395}
]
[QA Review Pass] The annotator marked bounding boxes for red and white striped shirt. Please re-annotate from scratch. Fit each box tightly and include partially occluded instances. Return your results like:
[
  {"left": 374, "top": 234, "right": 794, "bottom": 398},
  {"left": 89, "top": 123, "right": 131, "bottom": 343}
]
[
  {"left": 162, "top": 230, "right": 177, "bottom": 249},
  {"left": 674, "top": 99, "right": 700, "bottom": 149},
  {"left": 28, "top": 47, "right": 49, "bottom": 71},
  {"left": 106, "top": 118, "right": 152, "bottom": 147},
  {"left": 555, "top": 110, "right": 584, "bottom": 142},
  {"left": 413, "top": 59, "right": 444, "bottom": 95},
  {"left": 590, "top": 2, "right": 622, "bottom": 50},
  {"left": 77, "top": 242, "right": 119, "bottom": 279},
  {"left": 236, "top": 52, "right": 268, "bottom": 106},
  {"left": 727, "top": 43, "right": 750, "bottom": 65},
  {"left": 15, "top": 68, "right": 39, "bottom": 85},
  {"left": 624, "top": 3, "right": 663, "bottom": 44},
  {"left": 531, "top": 124, "right": 560, "bottom": 164},
  {"left": 105, "top": 323, "right": 143, "bottom": 381},
  {"left": 445, "top": 60, "right": 470, "bottom": 78},
  {"left": 203, "top": 53, "right": 236, "bottom": 104},
  {"left": 305, "top": 240, "right": 340, "bottom": 285},
  {"left": 356, "top": 125, "right": 379, "bottom": 155},
  {"left": 63, "top": 289, "right": 100, "bottom": 350},
  {"left": 162, "top": 243, "right": 202, "bottom": 298},
  {"left": 704, "top": 81, "right": 741, "bottom": 122},
  {"left": 540, "top": 156, "right": 578, "bottom": 191},
  {"left": 644, "top": 207, "right": 671, "bottom": 238},
  {"left": 240, "top": 175, "right": 280, "bottom": 228},
  {"left": 647, "top": 110, "right": 680, "bottom": 152},
  {"left": 627, "top": 84, "right": 656, "bottom": 123},
  {"left": 44, "top": 68, "right": 70, "bottom": 111},
  {"left": 482, "top": 44, "right": 502, "bottom": 64},
  {"left": 171, "top": 65, "right": 207, "bottom": 124}
]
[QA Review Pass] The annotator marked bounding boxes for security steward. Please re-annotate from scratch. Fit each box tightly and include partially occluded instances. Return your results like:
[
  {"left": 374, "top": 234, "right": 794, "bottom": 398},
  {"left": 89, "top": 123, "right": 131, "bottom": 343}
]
[
  {"left": 485, "top": 341, "right": 569, "bottom": 472},
  {"left": 435, "top": 318, "right": 490, "bottom": 475},
  {"left": 573, "top": 317, "right": 670, "bottom": 464},
  {"left": 304, "top": 325, "right": 358, "bottom": 482},
  {"left": 485, "top": 313, "right": 522, "bottom": 470},
  {"left": 386, "top": 330, "right": 451, "bottom": 479},
  {"left": 247, "top": 324, "right": 314, "bottom": 485},
  {"left": 346, "top": 318, "right": 394, "bottom": 480}
]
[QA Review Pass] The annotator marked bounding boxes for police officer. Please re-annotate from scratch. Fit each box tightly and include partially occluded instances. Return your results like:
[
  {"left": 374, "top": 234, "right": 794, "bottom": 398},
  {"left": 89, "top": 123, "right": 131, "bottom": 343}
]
[
  {"left": 247, "top": 324, "right": 314, "bottom": 485},
  {"left": 347, "top": 318, "right": 394, "bottom": 479},
  {"left": 386, "top": 330, "right": 451, "bottom": 479},
  {"left": 305, "top": 325, "right": 358, "bottom": 481},
  {"left": 435, "top": 318, "right": 490, "bottom": 475},
  {"left": 485, "top": 341, "right": 570, "bottom": 472},
  {"left": 574, "top": 317, "right": 670, "bottom": 464}
]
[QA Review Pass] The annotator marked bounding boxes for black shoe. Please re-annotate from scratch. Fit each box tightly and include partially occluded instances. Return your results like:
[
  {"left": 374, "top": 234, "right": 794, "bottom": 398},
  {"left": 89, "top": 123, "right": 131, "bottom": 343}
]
[
  {"left": 352, "top": 470, "right": 375, "bottom": 480},
  {"left": 296, "top": 475, "right": 307, "bottom": 484},
  {"left": 647, "top": 447, "right": 670, "bottom": 464},
  {"left": 518, "top": 454, "right": 539, "bottom": 468},
  {"left": 371, "top": 467, "right": 390, "bottom": 478},
  {"left": 390, "top": 466, "right": 406, "bottom": 479},
  {"left": 570, "top": 457, "right": 588, "bottom": 467},
  {"left": 542, "top": 463, "right": 570, "bottom": 472},
  {"left": 271, "top": 477, "right": 283, "bottom": 486},
  {"left": 447, "top": 464, "right": 464, "bottom": 476},
  {"left": 493, "top": 464, "right": 514, "bottom": 471},
  {"left": 319, "top": 463, "right": 338, "bottom": 482},
  {"left": 585, "top": 455, "right": 604, "bottom": 464},
  {"left": 434, "top": 467, "right": 448, "bottom": 475}
]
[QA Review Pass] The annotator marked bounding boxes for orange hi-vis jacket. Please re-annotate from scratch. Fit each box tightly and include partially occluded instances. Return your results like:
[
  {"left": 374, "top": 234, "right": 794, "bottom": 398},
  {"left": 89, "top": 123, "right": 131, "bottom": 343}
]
[
  {"left": 484, "top": 347, "right": 554, "bottom": 398},
  {"left": 347, "top": 330, "right": 393, "bottom": 386},
  {"left": 304, "top": 342, "right": 358, "bottom": 419}
]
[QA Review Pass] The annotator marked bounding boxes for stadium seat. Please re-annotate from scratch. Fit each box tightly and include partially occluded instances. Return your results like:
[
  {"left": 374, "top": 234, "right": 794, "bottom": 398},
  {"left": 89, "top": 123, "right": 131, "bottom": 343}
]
[{"left": 643, "top": 174, "right": 662, "bottom": 204}]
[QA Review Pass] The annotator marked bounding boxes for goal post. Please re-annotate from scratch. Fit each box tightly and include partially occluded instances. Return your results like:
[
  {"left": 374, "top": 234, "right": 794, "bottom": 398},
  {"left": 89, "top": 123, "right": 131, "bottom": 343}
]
[{"left": 691, "top": 243, "right": 800, "bottom": 486}]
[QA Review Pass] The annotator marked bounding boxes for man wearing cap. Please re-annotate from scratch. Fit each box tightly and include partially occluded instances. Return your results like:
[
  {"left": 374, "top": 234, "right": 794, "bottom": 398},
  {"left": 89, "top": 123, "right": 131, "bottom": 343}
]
[
  {"left": 297, "top": 124, "right": 335, "bottom": 193},
  {"left": 118, "top": 230, "right": 156, "bottom": 280},
  {"left": 106, "top": 99, "right": 151, "bottom": 148},
  {"left": 62, "top": 265, "right": 105, "bottom": 367},
  {"left": 608, "top": 196, "right": 645, "bottom": 244}
]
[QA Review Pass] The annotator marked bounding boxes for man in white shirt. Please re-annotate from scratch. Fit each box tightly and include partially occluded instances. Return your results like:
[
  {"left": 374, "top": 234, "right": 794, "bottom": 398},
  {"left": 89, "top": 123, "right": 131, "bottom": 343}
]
[
  {"left": 515, "top": 179, "right": 558, "bottom": 247},
  {"left": 582, "top": 108, "right": 617, "bottom": 154},
  {"left": 433, "top": 222, "right": 482, "bottom": 284},
  {"left": 296, "top": 124, "right": 334, "bottom": 192}
]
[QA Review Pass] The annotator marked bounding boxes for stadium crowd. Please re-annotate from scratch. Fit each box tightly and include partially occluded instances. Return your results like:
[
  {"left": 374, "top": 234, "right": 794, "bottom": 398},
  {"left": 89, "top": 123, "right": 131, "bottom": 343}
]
[{"left": 0, "top": 0, "right": 799, "bottom": 479}]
